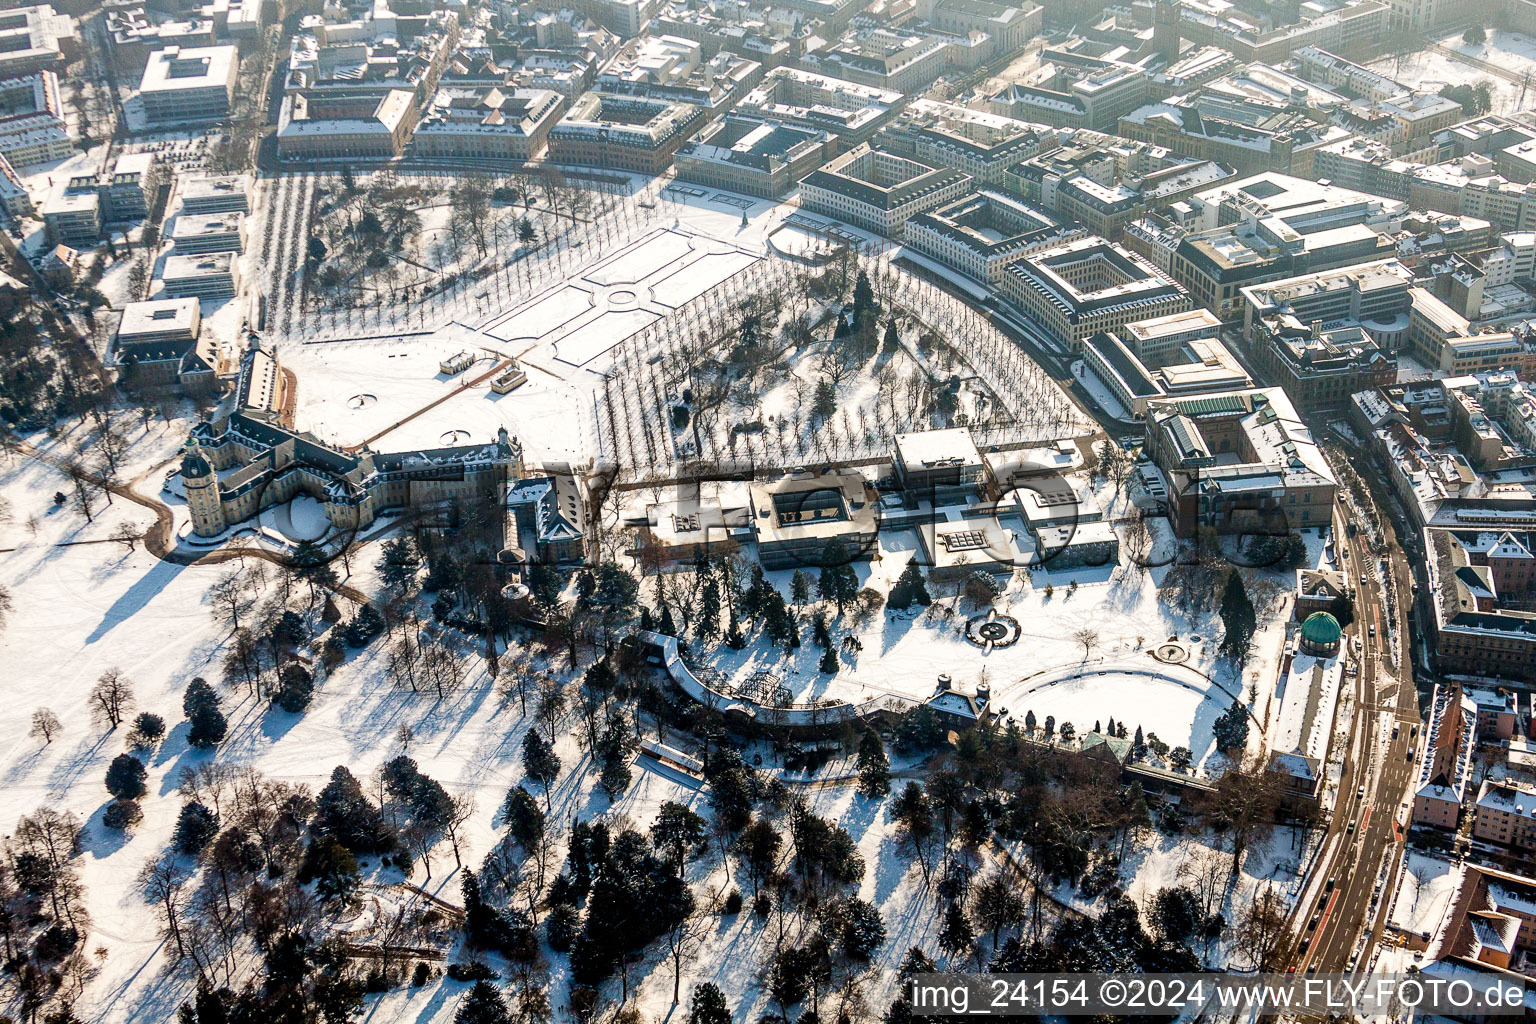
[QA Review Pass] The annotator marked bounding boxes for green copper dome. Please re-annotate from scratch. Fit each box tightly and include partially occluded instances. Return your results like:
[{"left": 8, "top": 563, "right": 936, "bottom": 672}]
[
  {"left": 1300, "top": 612, "right": 1342, "bottom": 648},
  {"left": 181, "top": 437, "right": 212, "bottom": 480}
]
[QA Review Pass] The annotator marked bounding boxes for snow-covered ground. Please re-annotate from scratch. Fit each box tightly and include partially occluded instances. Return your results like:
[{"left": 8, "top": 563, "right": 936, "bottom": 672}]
[
  {"left": 671, "top": 476, "right": 1296, "bottom": 775},
  {"left": 0, "top": 426, "right": 958, "bottom": 1020},
  {"left": 1442, "top": 28, "right": 1536, "bottom": 80},
  {"left": 1387, "top": 852, "right": 1463, "bottom": 941},
  {"left": 1365, "top": 49, "right": 1523, "bottom": 114}
]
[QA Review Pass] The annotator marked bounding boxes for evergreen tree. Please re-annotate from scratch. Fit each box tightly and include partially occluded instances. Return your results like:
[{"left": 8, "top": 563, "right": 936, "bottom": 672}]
[
  {"left": 852, "top": 270, "right": 876, "bottom": 325},
  {"left": 455, "top": 980, "right": 512, "bottom": 1024},
  {"left": 689, "top": 983, "right": 732, "bottom": 1024},
  {"left": 937, "top": 902, "right": 975, "bottom": 963},
  {"left": 838, "top": 896, "right": 886, "bottom": 959},
  {"left": 1212, "top": 700, "right": 1250, "bottom": 753},
  {"left": 522, "top": 731, "right": 561, "bottom": 811},
  {"left": 696, "top": 578, "right": 721, "bottom": 641},
  {"left": 1024, "top": 709, "right": 1036, "bottom": 734},
  {"left": 590, "top": 562, "right": 639, "bottom": 612},
  {"left": 1217, "top": 570, "right": 1256, "bottom": 663},
  {"left": 299, "top": 838, "right": 361, "bottom": 904},
  {"left": 887, "top": 559, "right": 931, "bottom": 611},
  {"left": 855, "top": 731, "right": 890, "bottom": 797},
  {"left": 703, "top": 748, "right": 758, "bottom": 831},
  {"left": 813, "top": 380, "right": 837, "bottom": 420},
  {"left": 651, "top": 802, "right": 708, "bottom": 876},
  {"left": 183, "top": 678, "right": 227, "bottom": 748},
  {"left": 462, "top": 871, "right": 521, "bottom": 955},
  {"left": 527, "top": 563, "right": 562, "bottom": 610},
  {"left": 881, "top": 319, "right": 901, "bottom": 356},
  {"left": 174, "top": 800, "right": 219, "bottom": 856},
  {"left": 273, "top": 663, "right": 313, "bottom": 713},
  {"left": 742, "top": 564, "right": 769, "bottom": 618},
  {"left": 817, "top": 539, "right": 860, "bottom": 614},
  {"left": 790, "top": 570, "right": 810, "bottom": 606},
  {"left": 376, "top": 536, "right": 421, "bottom": 594},
  {"left": 819, "top": 648, "right": 839, "bottom": 674},
  {"left": 724, "top": 608, "right": 745, "bottom": 649},
  {"left": 105, "top": 753, "right": 147, "bottom": 801},
  {"left": 812, "top": 615, "right": 832, "bottom": 649},
  {"left": 504, "top": 786, "right": 544, "bottom": 851},
  {"left": 1329, "top": 593, "right": 1355, "bottom": 628},
  {"left": 313, "top": 765, "right": 392, "bottom": 854},
  {"left": 596, "top": 714, "right": 637, "bottom": 799}
]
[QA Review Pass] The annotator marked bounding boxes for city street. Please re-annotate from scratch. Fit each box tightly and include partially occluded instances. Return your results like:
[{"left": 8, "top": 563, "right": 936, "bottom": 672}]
[{"left": 1288, "top": 451, "right": 1422, "bottom": 976}]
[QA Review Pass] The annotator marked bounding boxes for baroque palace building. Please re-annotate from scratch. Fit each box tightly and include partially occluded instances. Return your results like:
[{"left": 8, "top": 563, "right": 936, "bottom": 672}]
[{"left": 180, "top": 345, "right": 524, "bottom": 538}]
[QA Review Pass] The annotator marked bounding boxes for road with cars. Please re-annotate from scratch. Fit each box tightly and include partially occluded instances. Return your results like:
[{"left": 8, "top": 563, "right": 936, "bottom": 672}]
[{"left": 1287, "top": 449, "right": 1422, "bottom": 977}]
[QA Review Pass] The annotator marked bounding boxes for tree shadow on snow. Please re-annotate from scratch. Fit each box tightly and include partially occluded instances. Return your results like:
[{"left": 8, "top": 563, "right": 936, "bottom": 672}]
[
  {"left": 43, "top": 731, "right": 113, "bottom": 797},
  {"left": 81, "top": 801, "right": 133, "bottom": 859},
  {"left": 85, "top": 560, "right": 189, "bottom": 645}
]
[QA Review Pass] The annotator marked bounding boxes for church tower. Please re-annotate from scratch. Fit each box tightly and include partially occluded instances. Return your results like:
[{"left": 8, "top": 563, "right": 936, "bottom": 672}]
[
  {"left": 1154, "top": 0, "right": 1182, "bottom": 62},
  {"left": 181, "top": 437, "right": 225, "bottom": 538}
]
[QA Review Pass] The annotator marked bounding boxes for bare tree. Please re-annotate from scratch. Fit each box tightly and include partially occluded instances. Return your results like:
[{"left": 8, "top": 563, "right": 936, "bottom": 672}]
[
  {"left": 536, "top": 676, "right": 567, "bottom": 742},
  {"left": 178, "top": 762, "right": 240, "bottom": 819},
  {"left": 29, "top": 708, "right": 61, "bottom": 744},
  {"left": 1234, "top": 886, "right": 1288, "bottom": 971},
  {"left": 208, "top": 568, "right": 253, "bottom": 634},
  {"left": 1177, "top": 845, "right": 1228, "bottom": 951},
  {"left": 1073, "top": 628, "right": 1100, "bottom": 664},
  {"left": 663, "top": 887, "right": 704, "bottom": 1005},
  {"left": 13, "top": 807, "right": 85, "bottom": 929},
  {"left": 137, "top": 855, "right": 192, "bottom": 962},
  {"left": 444, "top": 792, "right": 475, "bottom": 869},
  {"left": 422, "top": 639, "right": 464, "bottom": 698},
  {"left": 110, "top": 520, "right": 141, "bottom": 551},
  {"left": 88, "top": 667, "right": 134, "bottom": 730}
]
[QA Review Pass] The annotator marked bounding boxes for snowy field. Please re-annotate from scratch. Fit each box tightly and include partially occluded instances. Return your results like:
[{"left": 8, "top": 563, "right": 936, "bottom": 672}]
[
  {"left": 479, "top": 228, "right": 761, "bottom": 375},
  {"left": 1366, "top": 49, "right": 1523, "bottom": 114},
  {"left": 1388, "top": 852, "right": 1463, "bottom": 940},
  {"left": 0, "top": 400, "right": 1315, "bottom": 1021},
  {"left": 1442, "top": 28, "right": 1536, "bottom": 80}
]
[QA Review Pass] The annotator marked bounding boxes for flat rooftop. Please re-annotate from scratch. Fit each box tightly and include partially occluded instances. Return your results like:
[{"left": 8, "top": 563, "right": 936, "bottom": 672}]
[
  {"left": 140, "top": 44, "right": 237, "bottom": 93},
  {"left": 117, "top": 297, "right": 200, "bottom": 337},
  {"left": 895, "top": 427, "right": 984, "bottom": 472}
]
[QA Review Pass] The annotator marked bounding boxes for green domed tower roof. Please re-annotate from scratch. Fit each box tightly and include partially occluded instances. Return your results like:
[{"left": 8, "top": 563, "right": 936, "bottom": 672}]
[
  {"left": 1300, "top": 611, "right": 1342, "bottom": 648},
  {"left": 181, "top": 437, "right": 212, "bottom": 480}
]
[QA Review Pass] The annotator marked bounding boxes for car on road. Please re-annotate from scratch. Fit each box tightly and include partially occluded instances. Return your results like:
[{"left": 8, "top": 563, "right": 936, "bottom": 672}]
[
  {"left": 1357, "top": 786, "right": 1365, "bottom": 799},
  {"left": 1347, "top": 821, "right": 1356, "bottom": 835},
  {"left": 1368, "top": 625, "right": 1376, "bottom": 637}
]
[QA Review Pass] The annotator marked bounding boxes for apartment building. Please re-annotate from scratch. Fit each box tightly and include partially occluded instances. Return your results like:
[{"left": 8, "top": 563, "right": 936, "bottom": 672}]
[
  {"left": 798, "top": 145, "right": 972, "bottom": 237},
  {"left": 547, "top": 91, "right": 707, "bottom": 174},
  {"left": 1002, "top": 235, "right": 1192, "bottom": 351},
  {"left": 412, "top": 86, "right": 565, "bottom": 162},
  {"left": 902, "top": 188, "right": 1086, "bottom": 284},
  {"left": 139, "top": 45, "right": 238, "bottom": 126},
  {"left": 277, "top": 90, "right": 418, "bottom": 161},
  {"left": 673, "top": 116, "right": 832, "bottom": 197}
]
